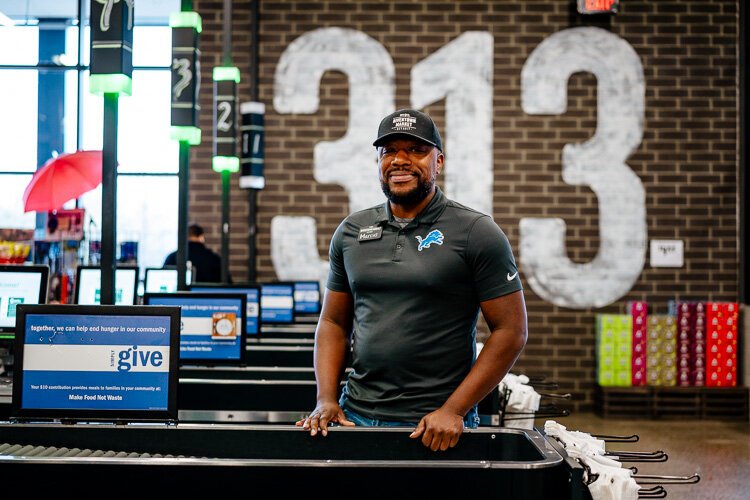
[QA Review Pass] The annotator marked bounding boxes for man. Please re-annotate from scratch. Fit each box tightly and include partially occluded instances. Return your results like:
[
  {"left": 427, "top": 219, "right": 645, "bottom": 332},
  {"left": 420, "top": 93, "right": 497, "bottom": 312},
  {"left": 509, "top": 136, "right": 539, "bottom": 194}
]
[
  {"left": 298, "top": 109, "right": 527, "bottom": 451},
  {"left": 163, "top": 223, "right": 224, "bottom": 283}
]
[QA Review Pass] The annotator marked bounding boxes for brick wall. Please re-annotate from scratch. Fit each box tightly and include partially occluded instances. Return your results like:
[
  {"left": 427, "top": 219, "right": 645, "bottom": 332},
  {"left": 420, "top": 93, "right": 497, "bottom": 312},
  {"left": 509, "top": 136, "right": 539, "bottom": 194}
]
[{"left": 190, "top": 0, "right": 740, "bottom": 411}]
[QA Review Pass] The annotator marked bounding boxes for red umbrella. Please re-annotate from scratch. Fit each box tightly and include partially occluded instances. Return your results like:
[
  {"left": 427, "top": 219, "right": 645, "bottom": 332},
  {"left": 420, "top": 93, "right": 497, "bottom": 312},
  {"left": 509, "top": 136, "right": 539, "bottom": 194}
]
[{"left": 22, "top": 150, "right": 103, "bottom": 212}]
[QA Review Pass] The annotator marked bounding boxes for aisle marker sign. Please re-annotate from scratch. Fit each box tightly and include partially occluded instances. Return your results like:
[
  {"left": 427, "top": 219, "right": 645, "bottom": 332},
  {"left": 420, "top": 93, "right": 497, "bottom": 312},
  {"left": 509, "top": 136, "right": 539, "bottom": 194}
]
[
  {"left": 170, "top": 11, "right": 202, "bottom": 145},
  {"left": 89, "top": 0, "right": 134, "bottom": 96},
  {"left": 212, "top": 67, "right": 240, "bottom": 173},
  {"left": 239, "top": 101, "right": 266, "bottom": 189}
]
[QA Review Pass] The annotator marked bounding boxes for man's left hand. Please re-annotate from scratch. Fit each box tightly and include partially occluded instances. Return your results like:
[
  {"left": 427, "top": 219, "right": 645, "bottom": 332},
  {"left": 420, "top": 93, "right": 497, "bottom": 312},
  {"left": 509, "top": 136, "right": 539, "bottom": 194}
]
[{"left": 409, "top": 408, "right": 464, "bottom": 451}]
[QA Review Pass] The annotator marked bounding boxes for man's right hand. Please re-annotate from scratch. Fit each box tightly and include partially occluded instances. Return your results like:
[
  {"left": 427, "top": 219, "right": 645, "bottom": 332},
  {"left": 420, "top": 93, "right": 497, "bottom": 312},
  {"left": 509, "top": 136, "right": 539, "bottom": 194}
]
[{"left": 296, "top": 401, "right": 355, "bottom": 436}]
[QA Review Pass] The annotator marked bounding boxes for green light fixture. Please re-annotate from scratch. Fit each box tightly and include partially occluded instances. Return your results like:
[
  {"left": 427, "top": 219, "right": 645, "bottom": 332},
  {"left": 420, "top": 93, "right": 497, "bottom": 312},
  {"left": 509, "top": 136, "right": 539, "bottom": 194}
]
[
  {"left": 213, "top": 66, "right": 240, "bottom": 173},
  {"left": 89, "top": 0, "right": 134, "bottom": 96}
]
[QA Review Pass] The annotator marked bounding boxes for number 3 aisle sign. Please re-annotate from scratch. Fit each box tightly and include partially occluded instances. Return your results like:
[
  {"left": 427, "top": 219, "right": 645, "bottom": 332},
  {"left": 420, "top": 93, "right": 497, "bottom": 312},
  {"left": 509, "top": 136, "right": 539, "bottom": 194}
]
[{"left": 271, "top": 26, "right": 646, "bottom": 310}]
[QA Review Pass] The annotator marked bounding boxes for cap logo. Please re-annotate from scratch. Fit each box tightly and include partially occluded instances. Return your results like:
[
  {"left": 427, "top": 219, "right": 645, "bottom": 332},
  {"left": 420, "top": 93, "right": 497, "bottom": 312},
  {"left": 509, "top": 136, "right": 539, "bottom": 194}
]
[{"left": 391, "top": 113, "right": 417, "bottom": 131}]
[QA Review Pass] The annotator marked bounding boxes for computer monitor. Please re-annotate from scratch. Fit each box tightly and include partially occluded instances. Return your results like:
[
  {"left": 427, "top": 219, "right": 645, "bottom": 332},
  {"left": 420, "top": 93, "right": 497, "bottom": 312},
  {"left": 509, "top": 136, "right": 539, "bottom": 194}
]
[
  {"left": 73, "top": 265, "right": 139, "bottom": 305},
  {"left": 0, "top": 264, "right": 50, "bottom": 340},
  {"left": 260, "top": 282, "right": 295, "bottom": 324},
  {"left": 188, "top": 283, "right": 261, "bottom": 337},
  {"left": 11, "top": 304, "right": 180, "bottom": 423},
  {"left": 293, "top": 281, "right": 321, "bottom": 315},
  {"left": 144, "top": 267, "right": 192, "bottom": 294},
  {"left": 143, "top": 292, "right": 247, "bottom": 366}
]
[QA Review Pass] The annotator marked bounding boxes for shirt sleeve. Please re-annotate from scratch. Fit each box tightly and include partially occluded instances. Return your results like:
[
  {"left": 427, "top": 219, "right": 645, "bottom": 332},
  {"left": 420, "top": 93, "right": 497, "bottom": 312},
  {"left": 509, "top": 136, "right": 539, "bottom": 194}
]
[
  {"left": 467, "top": 215, "right": 523, "bottom": 302},
  {"left": 326, "top": 220, "right": 351, "bottom": 293}
]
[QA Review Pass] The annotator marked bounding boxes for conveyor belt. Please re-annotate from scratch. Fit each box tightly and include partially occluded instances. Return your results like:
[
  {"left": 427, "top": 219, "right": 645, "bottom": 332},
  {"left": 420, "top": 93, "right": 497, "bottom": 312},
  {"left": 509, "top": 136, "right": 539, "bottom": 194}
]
[{"left": 0, "top": 442, "right": 192, "bottom": 459}]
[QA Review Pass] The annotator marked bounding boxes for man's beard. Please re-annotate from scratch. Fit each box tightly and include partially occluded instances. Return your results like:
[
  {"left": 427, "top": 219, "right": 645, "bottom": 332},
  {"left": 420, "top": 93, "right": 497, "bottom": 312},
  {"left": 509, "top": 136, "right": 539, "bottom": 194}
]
[{"left": 381, "top": 176, "right": 434, "bottom": 206}]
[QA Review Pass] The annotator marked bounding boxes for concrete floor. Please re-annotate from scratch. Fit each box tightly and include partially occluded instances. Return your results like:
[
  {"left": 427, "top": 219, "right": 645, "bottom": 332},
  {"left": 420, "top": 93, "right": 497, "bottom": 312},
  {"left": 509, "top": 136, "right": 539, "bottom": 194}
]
[{"left": 546, "top": 412, "right": 750, "bottom": 500}]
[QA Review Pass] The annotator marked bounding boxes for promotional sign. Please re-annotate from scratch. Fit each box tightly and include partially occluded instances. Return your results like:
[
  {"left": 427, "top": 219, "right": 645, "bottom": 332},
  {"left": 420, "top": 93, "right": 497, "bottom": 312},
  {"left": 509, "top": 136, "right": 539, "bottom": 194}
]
[
  {"left": 144, "top": 293, "right": 246, "bottom": 363},
  {"left": 260, "top": 283, "right": 295, "bottom": 324},
  {"left": 19, "top": 314, "right": 172, "bottom": 411},
  {"left": 190, "top": 284, "right": 261, "bottom": 336},
  {"left": 45, "top": 209, "right": 85, "bottom": 241}
]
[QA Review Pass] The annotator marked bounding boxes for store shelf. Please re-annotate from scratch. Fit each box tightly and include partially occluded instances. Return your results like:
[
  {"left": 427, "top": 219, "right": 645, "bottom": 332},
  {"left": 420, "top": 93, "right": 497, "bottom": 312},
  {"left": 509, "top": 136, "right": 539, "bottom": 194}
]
[{"left": 594, "top": 384, "right": 749, "bottom": 420}]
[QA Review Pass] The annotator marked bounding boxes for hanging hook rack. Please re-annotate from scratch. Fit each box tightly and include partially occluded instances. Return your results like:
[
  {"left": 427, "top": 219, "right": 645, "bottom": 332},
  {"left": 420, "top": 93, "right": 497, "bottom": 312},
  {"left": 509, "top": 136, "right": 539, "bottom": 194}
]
[
  {"left": 591, "top": 433, "right": 640, "bottom": 443},
  {"left": 529, "top": 381, "right": 560, "bottom": 390},
  {"left": 638, "top": 485, "right": 667, "bottom": 498},
  {"left": 572, "top": 456, "right": 600, "bottom": 486},
  {"left": 633, "top": 473, "right": 701, "bottom": 485},
  {"left": 538, "top": 392, "right": 572, "bottom": 399},
  {"left": 503, "top": 408, "right": 570, "bottom": 420},
  {"left": 606, "top": 450, "right": 669, "bottom": 462}
]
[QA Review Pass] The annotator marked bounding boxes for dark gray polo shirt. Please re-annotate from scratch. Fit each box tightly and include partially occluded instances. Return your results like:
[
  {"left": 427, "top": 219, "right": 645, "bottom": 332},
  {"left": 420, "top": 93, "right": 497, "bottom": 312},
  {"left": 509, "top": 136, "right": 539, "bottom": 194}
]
[{"left": 327, "top": 187, "right": 522, "bottom": 421}]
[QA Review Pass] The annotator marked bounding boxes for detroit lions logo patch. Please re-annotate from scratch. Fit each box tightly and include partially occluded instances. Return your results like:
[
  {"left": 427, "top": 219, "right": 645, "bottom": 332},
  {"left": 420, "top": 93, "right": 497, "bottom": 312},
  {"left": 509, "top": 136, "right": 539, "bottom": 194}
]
[{"left": 416, "top": 229, "right": 444, "bottom": 251}]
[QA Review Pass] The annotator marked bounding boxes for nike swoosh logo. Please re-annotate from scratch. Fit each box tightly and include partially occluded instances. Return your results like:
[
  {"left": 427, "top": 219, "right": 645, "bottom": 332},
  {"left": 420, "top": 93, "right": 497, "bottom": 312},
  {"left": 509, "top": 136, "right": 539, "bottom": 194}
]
[{"left": 507, "top": 272, "right": 518, "bottom": 281}]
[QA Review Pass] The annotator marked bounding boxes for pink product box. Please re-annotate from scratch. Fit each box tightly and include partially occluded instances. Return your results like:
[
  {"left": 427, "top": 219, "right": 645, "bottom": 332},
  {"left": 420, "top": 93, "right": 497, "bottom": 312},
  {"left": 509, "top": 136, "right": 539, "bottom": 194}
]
[
  {"left": 678, "top": 316, "right": 695, "bottom": 331},
  {"left": 633, "top": 329, "right": 646, "bottom": 344},
  {"left": 632, "top": 369, "right": 646, "bottom": 386},
  {"left": 678, "top": 342, "right": 691, "bottom": 356},
  {"left": 678, "top": 356, "right": 691, "bottom": 369},
  {"left": 694, "top": 355, "right": 705, "bottom": 369},
  {"left": 695, "top": 301, "right": 707, "bottom": 316},
  {"left": 633, "top": 342, "right": 646, "bottom": 356},
  {"left": 678, "top": 370, "right": 691, "bottom": 386},
  {"left": 632, "top": 355, "right": 646, "bottom": 370},
  {"left": 694, "top": 343, "right": 705, "bottom": 356},
  {"left": 633, "top": 315, "right": 646, "bottom": 328},
  {"left": 692, "top": 370, "right": 706, "bottom": 386},
  {"left": 629, "top": 301, "right": 648, "bottom": 315}
]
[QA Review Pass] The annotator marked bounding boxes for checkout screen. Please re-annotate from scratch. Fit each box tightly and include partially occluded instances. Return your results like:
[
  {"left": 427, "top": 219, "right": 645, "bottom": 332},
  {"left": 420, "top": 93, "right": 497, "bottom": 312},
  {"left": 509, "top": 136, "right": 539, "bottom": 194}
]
[
  {"left": 0, "top": 271, "right": 44, "bottom": 329},
  {"left": 145, "top": 295, "right": 244, "bottom": 361},
  {"left": 19, "top": 313, "right": 172, "bottom": 411}
]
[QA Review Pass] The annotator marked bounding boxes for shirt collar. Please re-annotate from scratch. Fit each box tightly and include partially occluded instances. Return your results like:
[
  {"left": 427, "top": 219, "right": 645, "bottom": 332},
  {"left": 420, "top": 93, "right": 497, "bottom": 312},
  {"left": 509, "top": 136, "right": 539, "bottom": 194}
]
[{"left": 374, "top": 187, "right": 448, "bottom": 226}]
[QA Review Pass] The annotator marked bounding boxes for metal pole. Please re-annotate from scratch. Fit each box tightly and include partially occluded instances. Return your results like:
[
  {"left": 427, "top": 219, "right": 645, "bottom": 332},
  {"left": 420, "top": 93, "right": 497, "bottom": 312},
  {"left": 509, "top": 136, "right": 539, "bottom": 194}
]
[
  {"left": 177, "top": 141, "right": 190, "bottom": 290},
  {"left": 246, "top": 0, "right": 260, "bottom": 281},
  {"left": 221, "top": 0, "right": 232, "bottom": 282},
  {"left": 100, "top": 92, "right": 118, "bottom": 305},
  {"left": 222, "top": 170, "right": 230, "bottom": 283},
  {"left": 176, "top": 0, "right": 195, "bottom": 290}
]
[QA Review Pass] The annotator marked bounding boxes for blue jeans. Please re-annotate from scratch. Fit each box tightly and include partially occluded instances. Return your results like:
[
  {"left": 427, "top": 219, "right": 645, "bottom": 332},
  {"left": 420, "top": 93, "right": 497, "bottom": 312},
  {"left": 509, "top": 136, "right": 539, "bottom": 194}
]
[{"left": 339, "top": 393, "right": 480, "bottom": 429}]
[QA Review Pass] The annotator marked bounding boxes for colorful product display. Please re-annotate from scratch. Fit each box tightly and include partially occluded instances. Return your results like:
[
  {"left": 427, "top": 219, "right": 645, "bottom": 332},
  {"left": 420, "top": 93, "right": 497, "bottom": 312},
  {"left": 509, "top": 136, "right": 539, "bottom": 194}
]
[
  {"left": 672, "top": 300, "right": 707, "bottom": 387},
  {"left": 597, "top": 301, "right": 739, "bottom": 388},
  {"left": 707, "top": 302, "right": 739, "bottom": 387},
  {"left": 629, "top": 301, "right": 648, "bottom": 386},
  {"left": 646, "top": 314, "right": 677, "bottom": 386},
  {"left": 596, "top": 314, "right": 632, "bottom": 387}
]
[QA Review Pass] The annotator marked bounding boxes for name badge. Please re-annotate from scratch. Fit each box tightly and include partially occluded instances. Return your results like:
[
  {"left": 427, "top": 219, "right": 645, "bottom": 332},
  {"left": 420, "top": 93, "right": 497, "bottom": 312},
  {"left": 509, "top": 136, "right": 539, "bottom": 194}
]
[{"left": 358, "top": 225, "right": 383, "bottom": 242}]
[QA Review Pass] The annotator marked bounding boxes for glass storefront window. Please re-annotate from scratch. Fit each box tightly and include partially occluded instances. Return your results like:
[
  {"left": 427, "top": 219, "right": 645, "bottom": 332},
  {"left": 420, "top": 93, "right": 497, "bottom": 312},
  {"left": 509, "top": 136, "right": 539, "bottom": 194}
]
[
  {"left": 0, "top": 174, "right": 36, "bottom": 229},
  {"left": 78, "top": 175, "right": 178, "bottom": 270},
  {"left": 80, "top": 69, "right": 178, "bottom": 174},
  {"left": 0, "top": 69, "right": 38, "bottom": 172}
]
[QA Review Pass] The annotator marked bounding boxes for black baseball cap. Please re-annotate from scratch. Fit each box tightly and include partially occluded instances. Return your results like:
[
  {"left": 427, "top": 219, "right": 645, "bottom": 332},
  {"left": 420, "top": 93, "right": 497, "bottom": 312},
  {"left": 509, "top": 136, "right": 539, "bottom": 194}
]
[{"left": 373, "top": 108, "right": 443, "bottom": 151}]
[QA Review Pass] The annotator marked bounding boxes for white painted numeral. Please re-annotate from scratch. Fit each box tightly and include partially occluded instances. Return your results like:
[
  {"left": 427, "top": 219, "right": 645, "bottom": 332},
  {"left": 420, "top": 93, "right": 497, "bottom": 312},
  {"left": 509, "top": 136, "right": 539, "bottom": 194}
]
[
  {"left": 520, "top": 27, "right": 646, "bottom": 308},
  {"left": 411, "top": 32, "right": 494, "bottom": 215},
  {"left": 217, "top": 101, "right": 232, "bottom": 133}
]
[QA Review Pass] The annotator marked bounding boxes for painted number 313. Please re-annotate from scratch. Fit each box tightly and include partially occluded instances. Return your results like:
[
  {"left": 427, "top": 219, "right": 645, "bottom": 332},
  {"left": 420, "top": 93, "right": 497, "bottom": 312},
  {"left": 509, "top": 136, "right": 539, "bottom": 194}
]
[{"left": 271, "top": 27, "right": 646, "bottom": 309}]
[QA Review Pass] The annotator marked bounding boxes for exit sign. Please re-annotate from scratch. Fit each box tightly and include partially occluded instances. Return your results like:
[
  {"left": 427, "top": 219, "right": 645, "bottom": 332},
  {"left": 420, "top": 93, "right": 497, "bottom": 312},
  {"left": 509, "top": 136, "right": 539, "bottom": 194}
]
[{"left": 577, "top": 0, "right": 619, "bottom": 15}]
